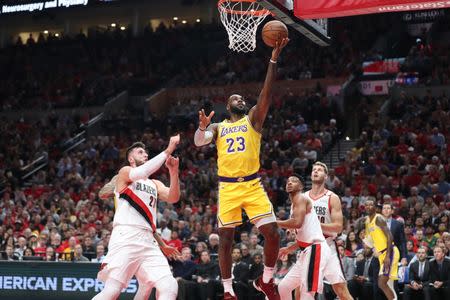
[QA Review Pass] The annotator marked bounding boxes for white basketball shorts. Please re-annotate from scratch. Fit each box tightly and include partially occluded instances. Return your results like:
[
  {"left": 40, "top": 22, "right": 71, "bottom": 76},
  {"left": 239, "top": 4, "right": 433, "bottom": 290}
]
[
  {"left": 322, "top": 239, "right": 346, "bottom": 285},
  {"left": 278, "top": 240, "right": 331, "bottom": 299},
  {"left": 97, "top": 225, "right": 172, "bottom": 288}
]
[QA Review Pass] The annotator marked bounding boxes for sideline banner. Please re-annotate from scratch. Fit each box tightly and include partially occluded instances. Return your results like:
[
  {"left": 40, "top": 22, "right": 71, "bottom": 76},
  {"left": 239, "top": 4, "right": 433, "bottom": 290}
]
[
  {"left": 0, "top": 262, "right": 137, "bottom": 300},
  {"left": 295, "top": 0, "right": 450, "bottom": 19}
]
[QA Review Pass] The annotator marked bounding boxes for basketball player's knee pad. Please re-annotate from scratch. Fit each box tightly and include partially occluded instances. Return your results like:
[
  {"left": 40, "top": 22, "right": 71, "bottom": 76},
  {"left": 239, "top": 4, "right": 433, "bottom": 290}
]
[{"left": 154, "top": 276, "right": 178, "bottom": 299}]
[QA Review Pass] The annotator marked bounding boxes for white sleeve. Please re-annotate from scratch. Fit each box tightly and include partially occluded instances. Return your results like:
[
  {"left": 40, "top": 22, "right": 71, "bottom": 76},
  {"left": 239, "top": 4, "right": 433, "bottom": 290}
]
[
  {"left": 129, "top": 151, "right": 168, "bottom": 181},
  {"left": 194, "top": 128, "right": 213, "bottom": 146}
]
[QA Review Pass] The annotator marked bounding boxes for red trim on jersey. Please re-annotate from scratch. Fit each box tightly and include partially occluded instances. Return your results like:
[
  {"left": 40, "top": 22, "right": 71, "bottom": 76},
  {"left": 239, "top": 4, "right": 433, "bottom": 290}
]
[
  {"left": 297, "top": 240, "right": 313, "bottom": 248},
  {"left": 311, "top": 243, "right": 321, "bottom": 292},
  {"left": 328, "top": 193, "right": 332, "bottom": 213},
  {"left": 121, "top": 187, "right": 156, "bottom": 232},
  {"left": 308, "top": 189, "right": 329, "bottom": 201}
]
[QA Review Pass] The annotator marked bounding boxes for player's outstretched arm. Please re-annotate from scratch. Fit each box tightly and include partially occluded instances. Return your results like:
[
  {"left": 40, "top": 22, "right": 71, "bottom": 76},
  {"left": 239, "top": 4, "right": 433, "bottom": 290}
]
[
  {"left": 116, "top": 135, "right": 180, "bottom": 191},
  {"left": 249, "top": 37, "right": 289, "bottom": 132},
  {"left": 98, "top": 175, "right": 118, "bottom": 200},
  {"left": 277, "top": 193, "right": 306, "bottom": 229},
  {"left": 194, "top": 109, "right": 218, "bottom": 146},
  {"left": 153, "top": 155, "right": 180, "bottom": 203},
  {"left": 320, "top": 193, "right": 344, "bottom": 234}
]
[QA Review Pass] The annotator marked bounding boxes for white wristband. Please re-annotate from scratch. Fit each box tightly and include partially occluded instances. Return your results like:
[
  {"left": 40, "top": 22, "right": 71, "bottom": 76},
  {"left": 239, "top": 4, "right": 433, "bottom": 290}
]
[
  {"left": 129, "top": 151, "right": 168, "bottom": 181},
  {"left": 194, "top": 128, "right": 213, "bottom": 146},
  {"left": 270, "top": 59, "right": 277, "bottom": 64}
]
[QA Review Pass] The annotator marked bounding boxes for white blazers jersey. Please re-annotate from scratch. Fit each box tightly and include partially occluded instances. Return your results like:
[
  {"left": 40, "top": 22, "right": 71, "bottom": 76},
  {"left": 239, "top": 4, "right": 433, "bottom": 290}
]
[
  {"left": 305, "top": 190, "right": 337, "bottom": 239},
  {"left": 291, "top": 201, "right": 325, "bottom": 246},
  {"left": 113, "top": 179, "right": 158, "bottom": 232}
]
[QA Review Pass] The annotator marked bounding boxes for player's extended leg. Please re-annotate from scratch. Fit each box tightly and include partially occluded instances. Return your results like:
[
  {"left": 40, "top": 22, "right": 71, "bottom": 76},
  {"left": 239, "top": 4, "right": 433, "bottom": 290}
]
[
  {"left": 331, "top": 282, "right": 354, "bottom": 300},
  {"left": 218, "top": 227, "right": 236, "bottom": 297},
  {"left": 154, "top": 275, "right": 178, "bottom": 300},
  {"left": 258, "top": 222, "right": 280, "bottom": 278},
  {"left": 133, "top": 282, "right": 153, "bottom": 300},
  {"left": 92, "top": 278, "right": 123, "bottom": 300},
  {"left": 378, "top": 275, "right": 395, "bottom": 300}
]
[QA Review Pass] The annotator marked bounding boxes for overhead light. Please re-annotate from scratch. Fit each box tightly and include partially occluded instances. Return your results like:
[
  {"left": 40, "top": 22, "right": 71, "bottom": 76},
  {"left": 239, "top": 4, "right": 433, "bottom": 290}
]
[
  {"left": 120, "top": 26, "right": 126, "bottom": 31},
  {"left": 111, "top": 23, "right": 116, "bottom": 27},
  {"left": 345, "top": 136, "right": 350, "bottom": 141},
  {"left": 182, "top": 20, "right": 187, "bottom": 24},
  {"left": 196, "top": 19, "right": 200, "bottom": 23},
  {"left": 55, "top": 33, "right": 60, "bottom": 37},
  {"left": 44, "top": 30, "right": 48, "bottom": 34},
  {"left": 173, "top": 17, "right": 178, "bottom": 21}
]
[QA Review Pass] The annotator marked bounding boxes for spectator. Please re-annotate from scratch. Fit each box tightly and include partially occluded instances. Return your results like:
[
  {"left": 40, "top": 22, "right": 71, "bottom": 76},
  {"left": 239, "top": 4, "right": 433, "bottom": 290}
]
[
  {"left": 345, "top": 231, "right": 362, "bottom": 256},
  {"left": 44, "top": 246, "right": 56, "bottom": 261},
  {"left": 240, "top": 244, "right": 252, "bottom": 265},
  {"left": 167, "top": 230, "right": 183, "bottom": 252},
  {"left": 208, "top": 233, "right": 219, "bottom": 256},
  {"left": 338, "top": 245, "right": 355, "bottom": 280},
  {"left": 73, "top": 244, "right": 89, "bottom": 262},
  {"left": 173, "top": 247, "right": 197, "bottom": 299},
  {"left": 247, "top": 253, "right": 265, "bottom": 299},
  {"left": 404, "top": 247, "right": 430, "bottom": 300},
  {"left": 348, "top": 247, "right": 379, "bottom": 300},
  {"left": 425, "top": 245, "right": 450, "bottom": 299},
  {"left": 92, "top": 244, "right": 106, "bottom": 263},
  {"left": 82, "top": 236, "right": 96, "bottom": 260},
  {"left": 273, "top": 253, "right": 294, "bottom": 284},
  {"left": 382, "top": 203, "right": 407, "bottom": 266},
  {"left": 14, "top": 236, "right": 27, "bottom": 259},
  {"left": 230, "top": 247, "right": 250, "bottom": 300},
  {"left": 248, "top": 233, "right": 264, "bottom": 257},
  {"left": 193, "top": 250, "right": 220, "bottom": 300},
  {"left": 157, "top": 218, "right": 172, "bottom": 241},
  {"left": 2, "top": 244, "right": 19, "bottom": 261}
]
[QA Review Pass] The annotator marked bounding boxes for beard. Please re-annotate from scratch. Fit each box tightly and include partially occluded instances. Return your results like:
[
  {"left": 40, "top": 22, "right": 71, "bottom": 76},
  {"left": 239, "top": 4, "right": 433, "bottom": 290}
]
[
  {"left": 230, "top": 105, "right": 247, "bottom": 115},
  {"left": 134, "top": 158, "right": 146, "bottom": 167}
]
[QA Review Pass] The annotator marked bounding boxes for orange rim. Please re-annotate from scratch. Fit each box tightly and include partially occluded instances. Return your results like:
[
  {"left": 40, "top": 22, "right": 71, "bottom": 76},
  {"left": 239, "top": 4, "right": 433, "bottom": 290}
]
[{"left": 218, "top": 0, "right": 270, "bottom": 16}]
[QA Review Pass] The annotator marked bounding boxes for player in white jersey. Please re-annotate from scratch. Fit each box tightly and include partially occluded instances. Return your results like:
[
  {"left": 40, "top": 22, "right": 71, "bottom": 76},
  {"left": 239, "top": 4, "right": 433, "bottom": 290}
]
[
  {"left": 276, "top": 174, "right": 332, "bottom": 300},
  {"left": 304, "top": 161, "right": 353, "bottom": 300},
  {"left": 92, "top": 135, "right": 180, "bottom": 300},
  {"left": 99, "top": 175, "right": 180, "bottom": 260}
]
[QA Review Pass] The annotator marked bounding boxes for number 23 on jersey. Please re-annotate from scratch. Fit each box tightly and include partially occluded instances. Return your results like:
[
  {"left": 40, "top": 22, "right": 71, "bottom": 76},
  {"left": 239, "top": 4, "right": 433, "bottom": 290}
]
[{"left": 226, "top": 136, "right": 246, "bottom": 153}]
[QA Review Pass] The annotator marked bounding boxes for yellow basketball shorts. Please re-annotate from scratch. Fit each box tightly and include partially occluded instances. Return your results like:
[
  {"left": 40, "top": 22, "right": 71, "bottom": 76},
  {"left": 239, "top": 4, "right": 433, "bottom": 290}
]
[
  {"left": 217, "top": 178, "right": 274, "bottom": 227},
  {"left": 378, "top": 245, "right": 399, "bottom": 280}
]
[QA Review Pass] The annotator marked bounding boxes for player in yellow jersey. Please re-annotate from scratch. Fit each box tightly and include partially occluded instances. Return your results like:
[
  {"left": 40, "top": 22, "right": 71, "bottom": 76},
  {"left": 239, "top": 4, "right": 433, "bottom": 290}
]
[
  {"left": 364, "top": 200, "right": 399, "bottom": 300},
  {"left": 194, "top": 38, "right": 289, "bottom": 300}
]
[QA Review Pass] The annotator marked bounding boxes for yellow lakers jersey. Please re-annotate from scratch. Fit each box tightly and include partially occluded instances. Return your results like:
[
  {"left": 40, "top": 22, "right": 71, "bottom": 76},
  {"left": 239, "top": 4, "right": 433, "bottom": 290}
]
[
  {"left": 216, "top": 116, "right": 261, "bottom": 177},
  {"left": 365, "top": 214, "right": 388, "bottom": 252}
]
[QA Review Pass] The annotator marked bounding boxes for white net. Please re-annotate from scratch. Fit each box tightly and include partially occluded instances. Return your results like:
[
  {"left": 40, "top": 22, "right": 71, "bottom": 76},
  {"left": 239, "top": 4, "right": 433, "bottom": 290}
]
[{"left": 218, "top": 0, "right": 270, "bottom": 53}]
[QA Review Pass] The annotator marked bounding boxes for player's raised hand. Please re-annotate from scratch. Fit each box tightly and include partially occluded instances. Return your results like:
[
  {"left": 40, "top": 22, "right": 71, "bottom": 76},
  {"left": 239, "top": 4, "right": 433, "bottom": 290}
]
[
  {"left": 198, "top": 109, "right": 214, "bottom": 130},
  {"left": 271, "top": 37, "right": 289, "bottom": 61},
  {"left": 165, "top": 134, "right": 180, "bottom": 155},
  {"left": 165, "top": 155, "right": 179, "bottom": 172}
]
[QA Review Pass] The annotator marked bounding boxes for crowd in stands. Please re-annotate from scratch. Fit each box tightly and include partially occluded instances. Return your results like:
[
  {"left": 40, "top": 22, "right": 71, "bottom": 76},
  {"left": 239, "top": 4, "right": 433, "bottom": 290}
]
[{"left": 0, "top": 14, "right": 392, "bottom": 112}]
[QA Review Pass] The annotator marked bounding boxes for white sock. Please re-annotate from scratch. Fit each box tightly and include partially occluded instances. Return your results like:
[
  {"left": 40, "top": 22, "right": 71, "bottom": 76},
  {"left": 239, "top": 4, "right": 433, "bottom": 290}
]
[
  {"left": 222, "top": 278, "right": 235, "bottom": 296},
  {"left": 263, "top": 265, "right": 275, "bottom": 283}
]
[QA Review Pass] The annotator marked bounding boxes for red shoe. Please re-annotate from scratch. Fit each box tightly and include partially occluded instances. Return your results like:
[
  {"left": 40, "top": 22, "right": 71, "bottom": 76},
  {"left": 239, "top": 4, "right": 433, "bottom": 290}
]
[
  {"left": 253, "top": 276, "right": 280, "bottom": 300},
  {"left": 223, "top": 292, "right": 237, "bottom": 300}
]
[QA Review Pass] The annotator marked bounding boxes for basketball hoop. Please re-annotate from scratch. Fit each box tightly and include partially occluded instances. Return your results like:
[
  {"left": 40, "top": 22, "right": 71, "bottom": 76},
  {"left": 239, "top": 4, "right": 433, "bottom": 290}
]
[{"left": 218, "top": 0, "right": 270, "bottom": 53}]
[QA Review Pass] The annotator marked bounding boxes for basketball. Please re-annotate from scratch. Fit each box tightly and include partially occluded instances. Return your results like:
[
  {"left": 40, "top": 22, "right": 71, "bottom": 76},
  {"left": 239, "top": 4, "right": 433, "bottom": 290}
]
[{"left": 262, "top": 20, "right": 288, "bottom": 48}]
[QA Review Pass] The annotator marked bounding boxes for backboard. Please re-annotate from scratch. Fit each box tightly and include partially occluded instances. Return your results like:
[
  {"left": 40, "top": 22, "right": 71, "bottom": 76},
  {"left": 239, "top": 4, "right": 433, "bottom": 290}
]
[{"left": 257, "top": 0, "right": 331, "bottom": 46}]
